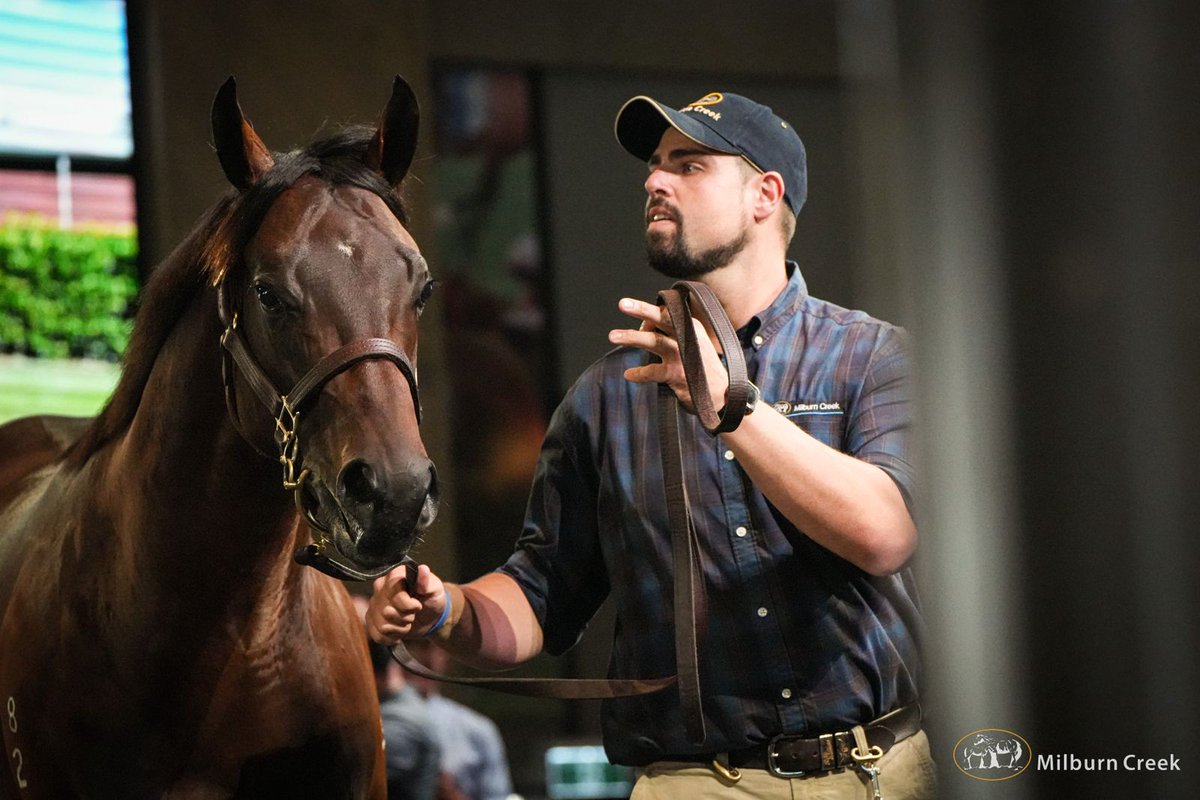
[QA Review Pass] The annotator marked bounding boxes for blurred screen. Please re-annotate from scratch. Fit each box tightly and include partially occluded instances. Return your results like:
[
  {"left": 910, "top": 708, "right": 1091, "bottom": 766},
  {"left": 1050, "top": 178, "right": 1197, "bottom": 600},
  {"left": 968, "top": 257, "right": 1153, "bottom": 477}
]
[{"left": 0, "top": 0, "right": 132, "bottom": 159}]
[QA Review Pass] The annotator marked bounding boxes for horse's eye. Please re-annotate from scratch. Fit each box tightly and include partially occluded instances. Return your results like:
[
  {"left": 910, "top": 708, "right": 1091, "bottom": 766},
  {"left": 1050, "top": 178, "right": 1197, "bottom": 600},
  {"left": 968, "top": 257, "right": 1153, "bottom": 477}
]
[
  {"left": 254, "top": 282, "right": 285, "bottom": 314},
  {"left": 417, "top": 279, "right": 436, "bottom": 311}
]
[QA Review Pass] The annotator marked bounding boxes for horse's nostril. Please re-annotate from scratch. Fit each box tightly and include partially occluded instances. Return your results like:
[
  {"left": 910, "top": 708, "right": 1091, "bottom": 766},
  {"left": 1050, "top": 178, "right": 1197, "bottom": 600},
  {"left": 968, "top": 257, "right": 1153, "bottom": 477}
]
[
  {"left": 339, "top": 459, "right": 378, "bottom": 505},
  {"left": 426, "top": 465, "right": 439, "bottom": 501}
]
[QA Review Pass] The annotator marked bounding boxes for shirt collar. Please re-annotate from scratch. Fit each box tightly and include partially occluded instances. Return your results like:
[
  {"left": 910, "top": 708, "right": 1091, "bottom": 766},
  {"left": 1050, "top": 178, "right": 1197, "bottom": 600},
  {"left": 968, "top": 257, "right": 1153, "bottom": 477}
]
[{"left": 738, "top": 261, "right": 808, "bottom": 349}]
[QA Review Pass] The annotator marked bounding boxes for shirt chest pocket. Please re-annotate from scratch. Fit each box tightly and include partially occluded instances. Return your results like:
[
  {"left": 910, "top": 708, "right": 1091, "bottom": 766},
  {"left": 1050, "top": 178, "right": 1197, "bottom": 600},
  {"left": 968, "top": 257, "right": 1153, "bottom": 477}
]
[{"left": 785, "top": 411, "right": 847, "bottom": 449}]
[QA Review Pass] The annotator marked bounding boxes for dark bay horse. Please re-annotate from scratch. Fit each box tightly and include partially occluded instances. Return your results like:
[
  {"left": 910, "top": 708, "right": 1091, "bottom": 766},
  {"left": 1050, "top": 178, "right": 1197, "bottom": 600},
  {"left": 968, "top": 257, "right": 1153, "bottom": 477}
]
[{"left": 0, "top": 77, "right": 437, "bottom": 798}]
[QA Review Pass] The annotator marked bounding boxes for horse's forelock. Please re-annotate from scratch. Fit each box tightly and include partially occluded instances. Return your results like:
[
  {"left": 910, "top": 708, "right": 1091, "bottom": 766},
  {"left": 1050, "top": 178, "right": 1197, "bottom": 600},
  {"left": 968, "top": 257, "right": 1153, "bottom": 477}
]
[
  {"left": 203, "top": 131, "right": 408, "bottom": 284},
  {"left": 296, "top": 127, "right": 410, "bottom": 225}
]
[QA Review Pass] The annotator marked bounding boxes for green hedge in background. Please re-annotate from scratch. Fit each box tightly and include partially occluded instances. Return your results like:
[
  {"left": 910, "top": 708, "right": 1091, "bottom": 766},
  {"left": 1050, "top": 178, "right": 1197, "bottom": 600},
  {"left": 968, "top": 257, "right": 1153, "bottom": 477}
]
[{"left": 0, "top": 216, "right": 138, "bottom": 360}]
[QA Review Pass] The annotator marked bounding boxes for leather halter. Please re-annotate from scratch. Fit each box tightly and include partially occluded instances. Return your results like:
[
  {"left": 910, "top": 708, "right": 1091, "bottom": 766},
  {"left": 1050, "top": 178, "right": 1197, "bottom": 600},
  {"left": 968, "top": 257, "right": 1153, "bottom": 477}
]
[
  {"left": 391, "top": 280, "right": 749, "bottom": 745},
  {"left": 216, "top": 281, "right": 422, "bottom": 581}
]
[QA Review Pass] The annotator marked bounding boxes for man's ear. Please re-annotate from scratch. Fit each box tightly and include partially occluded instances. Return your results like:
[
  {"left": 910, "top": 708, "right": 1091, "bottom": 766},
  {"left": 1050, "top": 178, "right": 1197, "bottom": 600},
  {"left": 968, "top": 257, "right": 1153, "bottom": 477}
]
[{"left": 753, "top": 171, "right": 787, "bottom": 223}]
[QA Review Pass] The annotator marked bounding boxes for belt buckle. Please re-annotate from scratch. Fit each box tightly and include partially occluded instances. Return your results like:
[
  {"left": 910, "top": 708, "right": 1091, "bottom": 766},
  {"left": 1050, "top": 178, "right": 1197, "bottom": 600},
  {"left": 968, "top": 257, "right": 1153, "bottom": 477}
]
[
  {"left": 766, "top": 734, "right": 806, "bottom": 778},
  {"left": 818, "top": 732, "right": 838, "bottom": 770}
]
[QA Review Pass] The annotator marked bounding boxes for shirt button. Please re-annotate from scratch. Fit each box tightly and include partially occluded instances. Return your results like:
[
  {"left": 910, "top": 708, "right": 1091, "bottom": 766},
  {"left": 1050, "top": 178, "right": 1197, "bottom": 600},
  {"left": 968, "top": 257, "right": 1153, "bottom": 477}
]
[
  {"left": 723, "top": 450, "right": 735, "bottom": 461},
  {"left": 781, "top": 688, "right": 793, "bottom": 700},
  {"left": 757, "top": 607, "right": 768, "bottom": 618},
  {"left": 735, "top": 526, "right": 747, "bottom": 538},
  {"left": 753, "top": 334, "right": 764, "bottom": 347}
]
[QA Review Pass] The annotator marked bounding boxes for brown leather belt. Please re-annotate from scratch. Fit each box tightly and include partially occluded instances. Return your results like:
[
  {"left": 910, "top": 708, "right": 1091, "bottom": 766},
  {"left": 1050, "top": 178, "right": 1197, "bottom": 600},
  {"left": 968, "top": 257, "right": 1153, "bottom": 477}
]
[{"left": 686, "top": 704, "right": 922, "bottom": 778}]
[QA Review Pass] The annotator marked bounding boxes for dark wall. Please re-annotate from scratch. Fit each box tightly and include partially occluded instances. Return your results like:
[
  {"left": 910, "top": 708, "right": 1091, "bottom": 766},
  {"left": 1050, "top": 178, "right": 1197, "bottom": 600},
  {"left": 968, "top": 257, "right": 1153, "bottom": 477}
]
[
  {"left": 893, "top": 2, "right": 1200, "bottom": 798},
  {"left": 129, "top": 1, "right": 433, "bottom": 265},
  {"left": 990, "top": 3, "right": 1199, "bottom": 797},
  {"left": 426, "top": 1, "right": 837, "bottom": 79}
]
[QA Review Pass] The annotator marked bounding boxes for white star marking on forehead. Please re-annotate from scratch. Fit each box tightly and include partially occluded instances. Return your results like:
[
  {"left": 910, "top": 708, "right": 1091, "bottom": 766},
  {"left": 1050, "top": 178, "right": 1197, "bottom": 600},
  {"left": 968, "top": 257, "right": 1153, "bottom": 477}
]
[{"left": 336, "top": 241, "right": 354, "bottom": 258}]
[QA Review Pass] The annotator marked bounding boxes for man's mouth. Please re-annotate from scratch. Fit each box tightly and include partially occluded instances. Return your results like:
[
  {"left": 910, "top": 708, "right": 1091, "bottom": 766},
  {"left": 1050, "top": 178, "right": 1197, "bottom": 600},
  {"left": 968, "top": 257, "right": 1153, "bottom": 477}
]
[{"left": 647, "top": 205, "right": 678, "bottom": 227}]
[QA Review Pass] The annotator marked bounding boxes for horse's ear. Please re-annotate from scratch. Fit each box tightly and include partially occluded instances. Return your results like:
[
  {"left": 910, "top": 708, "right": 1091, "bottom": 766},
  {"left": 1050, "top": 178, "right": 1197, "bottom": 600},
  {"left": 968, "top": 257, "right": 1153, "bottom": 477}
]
[
  {"left": 211, "top": 77, "right": 274, "bottom": 191},
  {"left": 365, "top": 76, "right": 420, "bottom": 189}
]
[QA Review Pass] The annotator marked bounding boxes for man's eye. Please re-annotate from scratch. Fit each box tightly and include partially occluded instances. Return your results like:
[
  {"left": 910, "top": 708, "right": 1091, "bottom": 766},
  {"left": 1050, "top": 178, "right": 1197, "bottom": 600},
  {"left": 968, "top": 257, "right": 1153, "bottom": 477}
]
[{"left": 417, "top": 279, "right": 436, "bottom": 311}]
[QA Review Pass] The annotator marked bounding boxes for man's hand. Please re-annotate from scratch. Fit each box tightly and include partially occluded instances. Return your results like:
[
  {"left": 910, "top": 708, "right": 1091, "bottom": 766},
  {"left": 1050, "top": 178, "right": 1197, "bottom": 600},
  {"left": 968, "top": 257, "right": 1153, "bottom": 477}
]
[
  {"left": 609, "top": 297, "right": 728, "bottom": 412},
  {"left": 366, "top": 563, "right": 447, "bottom": 645}
]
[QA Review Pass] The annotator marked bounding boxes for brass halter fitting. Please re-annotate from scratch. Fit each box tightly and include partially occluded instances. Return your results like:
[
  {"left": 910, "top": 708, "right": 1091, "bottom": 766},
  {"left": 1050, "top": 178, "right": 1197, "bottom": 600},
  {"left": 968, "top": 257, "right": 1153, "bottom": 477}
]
[{"left": 274, "top": 396, "right": 310, "bottom": 492}]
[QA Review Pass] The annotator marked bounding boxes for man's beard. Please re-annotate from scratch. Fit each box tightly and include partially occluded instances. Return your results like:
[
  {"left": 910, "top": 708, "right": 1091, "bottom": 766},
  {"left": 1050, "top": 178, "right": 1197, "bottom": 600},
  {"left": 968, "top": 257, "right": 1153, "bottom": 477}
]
[{"left": 645, "top": 214, "right": 748, "bottom": 280}]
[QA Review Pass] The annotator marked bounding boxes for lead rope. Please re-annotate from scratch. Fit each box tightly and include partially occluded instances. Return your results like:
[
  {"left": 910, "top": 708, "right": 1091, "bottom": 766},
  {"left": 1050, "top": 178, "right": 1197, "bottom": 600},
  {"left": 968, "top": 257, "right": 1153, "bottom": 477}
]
[{"left": 656, "top": 281, "right": 752, "bottom": 744}]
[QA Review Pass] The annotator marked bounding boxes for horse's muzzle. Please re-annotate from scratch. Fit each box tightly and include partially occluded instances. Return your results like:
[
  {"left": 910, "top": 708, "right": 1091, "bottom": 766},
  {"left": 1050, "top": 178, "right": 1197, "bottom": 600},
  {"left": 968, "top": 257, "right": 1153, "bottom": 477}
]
[{"left": 293, "top": 458, "right": 438, "bottom": 580}]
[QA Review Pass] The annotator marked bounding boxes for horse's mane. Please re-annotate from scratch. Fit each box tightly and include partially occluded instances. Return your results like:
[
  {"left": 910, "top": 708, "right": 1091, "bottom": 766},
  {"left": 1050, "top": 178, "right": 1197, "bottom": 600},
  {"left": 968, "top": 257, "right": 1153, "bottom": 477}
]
[{"left": 62, "top": 127, "right": 409, "bottom": 469}]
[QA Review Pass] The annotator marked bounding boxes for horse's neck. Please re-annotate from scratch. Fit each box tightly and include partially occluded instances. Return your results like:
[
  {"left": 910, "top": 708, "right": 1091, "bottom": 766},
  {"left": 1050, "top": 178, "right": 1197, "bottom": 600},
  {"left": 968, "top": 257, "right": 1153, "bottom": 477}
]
[{"left": 99, "top": 289, "right": 302, "bottom": 622}]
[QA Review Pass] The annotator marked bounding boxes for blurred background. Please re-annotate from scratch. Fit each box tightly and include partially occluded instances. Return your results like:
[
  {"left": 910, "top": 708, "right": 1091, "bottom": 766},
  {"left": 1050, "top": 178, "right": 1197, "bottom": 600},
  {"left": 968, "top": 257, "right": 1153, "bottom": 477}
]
[{"left": 1, "top": 1, "right": 1196, "bottom": 797}]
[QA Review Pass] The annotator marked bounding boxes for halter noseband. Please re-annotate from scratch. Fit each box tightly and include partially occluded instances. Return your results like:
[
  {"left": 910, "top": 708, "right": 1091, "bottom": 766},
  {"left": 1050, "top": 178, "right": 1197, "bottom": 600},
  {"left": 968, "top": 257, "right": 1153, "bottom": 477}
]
[{"left": 216, "top": 281, "right": 422, "bottom": 581}]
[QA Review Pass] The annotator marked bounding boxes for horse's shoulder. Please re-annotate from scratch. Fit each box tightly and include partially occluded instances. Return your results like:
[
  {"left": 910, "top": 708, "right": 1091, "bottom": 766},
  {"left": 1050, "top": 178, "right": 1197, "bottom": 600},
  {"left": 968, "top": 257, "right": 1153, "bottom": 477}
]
[
  {"left": 0, "top": 415, "right": 90, "bottom": 512},
  {"left": 0, "top": 414, "right": 90, "bottom": 477}
]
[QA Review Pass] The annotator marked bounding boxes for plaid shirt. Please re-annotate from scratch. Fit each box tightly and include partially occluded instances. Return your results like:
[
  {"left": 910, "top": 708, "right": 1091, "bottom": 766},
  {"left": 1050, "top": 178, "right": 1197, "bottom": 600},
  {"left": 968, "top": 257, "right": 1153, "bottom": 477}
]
[{"left": 499, "top": 264, "right": 923, "bottom": 765}]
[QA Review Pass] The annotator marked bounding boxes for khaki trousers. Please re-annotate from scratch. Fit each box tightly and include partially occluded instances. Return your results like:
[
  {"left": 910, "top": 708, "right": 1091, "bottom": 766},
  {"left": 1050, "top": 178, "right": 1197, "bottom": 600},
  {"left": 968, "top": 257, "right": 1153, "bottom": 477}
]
[{"left": 631, "top": 730, "right": 938, "bottom": 799}]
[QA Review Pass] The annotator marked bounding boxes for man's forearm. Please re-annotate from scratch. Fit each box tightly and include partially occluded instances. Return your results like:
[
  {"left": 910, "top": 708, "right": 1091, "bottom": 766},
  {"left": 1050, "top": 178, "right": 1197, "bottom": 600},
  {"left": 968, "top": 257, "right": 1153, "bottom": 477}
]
[
  {"left": 724, "top": 404, "right": 917, "bottom": 576},
  {"left": 432, "top": 572, "right": 545, "bottom": 669}
]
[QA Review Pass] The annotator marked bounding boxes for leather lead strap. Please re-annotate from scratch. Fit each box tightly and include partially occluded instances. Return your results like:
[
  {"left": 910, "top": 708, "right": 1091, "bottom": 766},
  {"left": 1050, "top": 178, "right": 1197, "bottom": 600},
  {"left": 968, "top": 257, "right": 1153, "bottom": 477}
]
[
  {"left": 658, "top": 386, "right": 706, "bottom": 744},
  {"left": 656, "top": 281, "right": 749, "bottom": 436},
  {"left": 391, "top": 641, "right": 676, "bottom": 698},
  {"left": 654, "top": 281, "right": 751, "bottom": 745},
  {"left": 389, "top": 555, "right": 673, "bottom": 698},
  {"left": 390, "top": 280, "right": 751, "bottom": 747}
]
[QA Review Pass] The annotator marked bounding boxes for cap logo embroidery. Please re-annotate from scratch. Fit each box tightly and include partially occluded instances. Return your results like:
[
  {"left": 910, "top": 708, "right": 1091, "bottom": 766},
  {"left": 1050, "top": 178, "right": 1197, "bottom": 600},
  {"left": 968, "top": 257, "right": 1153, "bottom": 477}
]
[
  {"left": 681, "top": 92, "right": 724, "bottom": 121},
  {"left": 687, "top": 92, "right": 724, "bottom": 107}
]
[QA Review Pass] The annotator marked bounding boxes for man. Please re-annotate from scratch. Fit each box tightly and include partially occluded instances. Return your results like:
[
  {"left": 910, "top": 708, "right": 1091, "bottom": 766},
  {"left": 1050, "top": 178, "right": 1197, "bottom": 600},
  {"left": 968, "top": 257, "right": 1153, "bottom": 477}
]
[{"left": 369, "top": 90, "right": 934, "bottom": 799}]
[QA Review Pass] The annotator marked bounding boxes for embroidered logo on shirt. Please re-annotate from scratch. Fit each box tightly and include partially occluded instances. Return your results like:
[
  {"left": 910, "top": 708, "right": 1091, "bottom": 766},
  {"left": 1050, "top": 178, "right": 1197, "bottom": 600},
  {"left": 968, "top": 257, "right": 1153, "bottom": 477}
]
[{"left": 773, "top": 400, "right": 843, "bottom": 416}]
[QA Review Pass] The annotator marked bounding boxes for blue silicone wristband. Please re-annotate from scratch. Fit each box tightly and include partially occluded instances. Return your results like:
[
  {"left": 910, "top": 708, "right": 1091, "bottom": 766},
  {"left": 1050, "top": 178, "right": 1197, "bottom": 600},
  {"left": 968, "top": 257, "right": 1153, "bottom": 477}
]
[{"left": 422, "top": 589, "right": 452, "bottom": 638}]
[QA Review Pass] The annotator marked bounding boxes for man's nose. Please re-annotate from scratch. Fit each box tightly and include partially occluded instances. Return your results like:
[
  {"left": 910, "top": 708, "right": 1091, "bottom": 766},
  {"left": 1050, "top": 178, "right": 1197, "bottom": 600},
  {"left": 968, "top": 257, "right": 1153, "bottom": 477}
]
[{"left": 645, "top": 166, "right": 671, "bottom": 196}]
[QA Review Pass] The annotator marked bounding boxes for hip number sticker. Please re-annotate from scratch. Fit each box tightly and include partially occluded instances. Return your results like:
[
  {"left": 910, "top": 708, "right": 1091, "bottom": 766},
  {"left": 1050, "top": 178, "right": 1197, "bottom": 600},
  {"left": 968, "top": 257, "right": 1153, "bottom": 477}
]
[{"left": 6, "top": 697, "right": 28, "bottom": 789}]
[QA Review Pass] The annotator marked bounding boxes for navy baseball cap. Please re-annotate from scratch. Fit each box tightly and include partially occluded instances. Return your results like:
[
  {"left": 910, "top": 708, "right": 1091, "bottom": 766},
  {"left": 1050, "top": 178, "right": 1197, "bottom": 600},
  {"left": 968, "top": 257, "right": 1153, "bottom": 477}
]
[{"left": 615, "top": 91, "right": 807, "bottom": 215}]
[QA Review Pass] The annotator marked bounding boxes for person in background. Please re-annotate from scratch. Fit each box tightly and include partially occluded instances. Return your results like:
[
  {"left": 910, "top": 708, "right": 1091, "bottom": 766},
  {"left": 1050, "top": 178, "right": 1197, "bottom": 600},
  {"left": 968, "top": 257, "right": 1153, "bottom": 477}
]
[
  {"left": 403, "top": 637, "right": 516, "bottom": 800},
  {"left": 354, "top": 595, "right": 442, "bottom": 800}
]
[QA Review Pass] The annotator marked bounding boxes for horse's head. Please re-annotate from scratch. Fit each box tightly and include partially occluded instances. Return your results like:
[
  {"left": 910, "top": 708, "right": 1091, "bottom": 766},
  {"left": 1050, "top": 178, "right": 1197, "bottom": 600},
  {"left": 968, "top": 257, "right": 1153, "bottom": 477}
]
[{"left": 209, "top": 77, "right": 437, "bottom": 579}]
